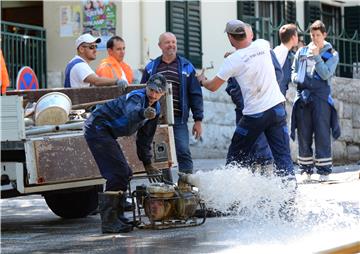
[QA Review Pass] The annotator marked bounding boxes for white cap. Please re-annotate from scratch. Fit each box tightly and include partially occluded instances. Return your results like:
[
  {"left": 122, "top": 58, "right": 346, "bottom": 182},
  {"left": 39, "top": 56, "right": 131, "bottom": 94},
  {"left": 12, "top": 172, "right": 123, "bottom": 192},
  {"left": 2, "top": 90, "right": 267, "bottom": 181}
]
[{"left": 75, "top": 33, "right": 101, "bottom": 49}]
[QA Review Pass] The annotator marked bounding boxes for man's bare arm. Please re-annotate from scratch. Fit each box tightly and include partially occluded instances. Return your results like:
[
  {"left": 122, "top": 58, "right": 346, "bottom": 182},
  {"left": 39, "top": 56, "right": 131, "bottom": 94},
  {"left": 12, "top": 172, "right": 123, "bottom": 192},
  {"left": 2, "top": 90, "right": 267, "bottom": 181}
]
[{"left": 84, "top": 74, "right": 116, "bottom": 87}]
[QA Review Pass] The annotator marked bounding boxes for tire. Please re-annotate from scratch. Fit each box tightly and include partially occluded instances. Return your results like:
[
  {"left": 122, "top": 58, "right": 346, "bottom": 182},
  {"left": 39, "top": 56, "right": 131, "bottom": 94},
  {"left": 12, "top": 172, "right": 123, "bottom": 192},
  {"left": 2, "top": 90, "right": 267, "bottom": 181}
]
[{"left": 44, "top": 185, "right": 103, "bottom": 219}]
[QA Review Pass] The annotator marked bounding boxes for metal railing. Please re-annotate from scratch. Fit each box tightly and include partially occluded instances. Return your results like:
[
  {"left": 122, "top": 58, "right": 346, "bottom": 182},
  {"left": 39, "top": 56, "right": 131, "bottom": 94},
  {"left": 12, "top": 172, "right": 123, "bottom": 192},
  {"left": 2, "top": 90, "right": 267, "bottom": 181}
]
[
  {"left": 1, "top": 21, "right": 47, "bottom": 89},
  {"left": 243, "top": 16, "right": 360, "bottom": 79}
]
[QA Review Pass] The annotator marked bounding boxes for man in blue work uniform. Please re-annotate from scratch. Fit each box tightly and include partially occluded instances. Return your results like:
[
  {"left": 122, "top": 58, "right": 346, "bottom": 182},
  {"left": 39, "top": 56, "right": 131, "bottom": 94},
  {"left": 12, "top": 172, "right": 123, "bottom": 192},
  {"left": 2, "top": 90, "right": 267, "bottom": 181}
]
[
  {"left": 291, "top": 20, "right": 340, "bottom": 182},
  {"left": 141, "top": 32, "right": 203, "bottom": 175},
  {"left": 224, "top": 23, "right": 284, "bottom": 171},
  {"left": 274, "top": 23, "right": 298, "bottom": 97},
  {"left": 84, "top": 74, "right": 167, "bottom": 233}
]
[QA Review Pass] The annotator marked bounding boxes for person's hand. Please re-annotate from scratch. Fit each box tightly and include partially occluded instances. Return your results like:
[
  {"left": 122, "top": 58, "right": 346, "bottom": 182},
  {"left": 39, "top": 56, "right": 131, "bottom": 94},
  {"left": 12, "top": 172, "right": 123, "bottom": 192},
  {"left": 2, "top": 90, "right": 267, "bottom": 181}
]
[
  {"left": 196, "top": 69, "right": 207, "bottom": 86},
  {"left": 144, "top": 163, "right": 162, "bottom": 183},
  {"left": 192, "top": 121, "right": 202, "bottom": 140},
  {"left": 116, "top": 79, "right": 128, "bottom": 93},
  {"left": 144, "top": 107, "right": 156, "bottom": 119},
  {"left": 309, "top": 44, "right": 319, "bottom": 56}
]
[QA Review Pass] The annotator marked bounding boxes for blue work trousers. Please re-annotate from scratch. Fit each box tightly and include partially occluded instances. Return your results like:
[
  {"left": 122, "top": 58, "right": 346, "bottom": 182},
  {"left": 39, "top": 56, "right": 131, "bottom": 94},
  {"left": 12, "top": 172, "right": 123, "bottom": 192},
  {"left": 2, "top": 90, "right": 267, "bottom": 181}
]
[
  {"left": 173, "top": 117, "right": 193, "bottom": 173},
  {"left": 85, "top": 134, "right": 132, "bottom": 192},
  {"left": 227, "top": 103, "right": 294, "bottom": 176},
  {"left": 295, "top": 99, "right": 332, "bottom": 175},
  {"left": 235, "top": 108, "right": 273, "bottom": 165}
]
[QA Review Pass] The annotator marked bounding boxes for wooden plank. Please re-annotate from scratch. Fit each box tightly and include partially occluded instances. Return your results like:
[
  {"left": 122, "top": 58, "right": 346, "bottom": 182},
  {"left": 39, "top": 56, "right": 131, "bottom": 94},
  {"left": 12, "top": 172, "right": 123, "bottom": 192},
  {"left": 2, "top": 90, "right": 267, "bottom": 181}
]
[
  {"left": 6, "top": 85, "right": 144, "bottom": 105},
  {"left": 7, "top": 85, "right": 168, "bottom": 123}
]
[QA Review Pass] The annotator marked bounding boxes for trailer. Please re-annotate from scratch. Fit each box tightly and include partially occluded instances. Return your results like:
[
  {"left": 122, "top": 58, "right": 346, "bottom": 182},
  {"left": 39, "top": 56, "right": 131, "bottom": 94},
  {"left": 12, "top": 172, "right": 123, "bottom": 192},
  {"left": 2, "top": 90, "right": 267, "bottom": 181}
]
[{"left": 1, "top": 86, "right": 176, "bottom": 219}]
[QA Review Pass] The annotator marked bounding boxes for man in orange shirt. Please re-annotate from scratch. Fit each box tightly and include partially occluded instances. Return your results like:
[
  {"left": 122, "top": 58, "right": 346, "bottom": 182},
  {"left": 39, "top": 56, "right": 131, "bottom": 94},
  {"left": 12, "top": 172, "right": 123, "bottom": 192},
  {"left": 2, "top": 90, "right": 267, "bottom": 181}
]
[
  {"left": 1, "top": 49, "right": 10, "bottom": 95},
  {"left": 96, "top": 36, "right": 133, "bottom": 84}
]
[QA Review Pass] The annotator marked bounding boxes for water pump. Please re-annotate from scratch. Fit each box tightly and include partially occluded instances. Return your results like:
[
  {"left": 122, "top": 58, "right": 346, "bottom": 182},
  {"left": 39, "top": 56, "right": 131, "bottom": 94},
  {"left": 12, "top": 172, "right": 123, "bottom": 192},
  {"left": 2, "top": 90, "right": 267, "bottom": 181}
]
[{"left": 130, "top": 174, "right": 206, "bottom": 229}]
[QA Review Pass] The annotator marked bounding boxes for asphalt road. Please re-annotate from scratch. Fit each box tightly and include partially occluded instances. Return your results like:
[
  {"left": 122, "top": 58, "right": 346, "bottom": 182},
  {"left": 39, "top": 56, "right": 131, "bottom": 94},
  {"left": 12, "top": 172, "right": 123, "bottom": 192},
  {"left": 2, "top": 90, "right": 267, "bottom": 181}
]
[{"left": 1, "top": 160, "right": 360, "bottom": 254}]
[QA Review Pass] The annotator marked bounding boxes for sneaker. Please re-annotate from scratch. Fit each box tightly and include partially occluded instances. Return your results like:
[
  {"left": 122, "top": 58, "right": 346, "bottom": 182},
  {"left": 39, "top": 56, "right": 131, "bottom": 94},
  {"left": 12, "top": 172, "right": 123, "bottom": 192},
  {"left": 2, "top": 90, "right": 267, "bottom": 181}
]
[
  {"left": 318, "top": 174, "right": 329, "bottom": 182},
  {"left": 301, "top": 173, "right": 312, "bottom": 183}
]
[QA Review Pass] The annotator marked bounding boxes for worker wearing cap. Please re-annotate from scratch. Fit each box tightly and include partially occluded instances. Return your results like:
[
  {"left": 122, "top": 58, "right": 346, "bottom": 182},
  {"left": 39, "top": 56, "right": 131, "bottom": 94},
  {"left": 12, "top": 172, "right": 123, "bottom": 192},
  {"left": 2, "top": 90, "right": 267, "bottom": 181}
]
[
  {"left": 84, "top": 73, "right": 167, "bottom": 233},
  {"left": 64, "top": 33, "right": 127, "bottom": 90},
  {"left": 96, "top": 36, "right": 133, "bottom": 84},
  {"left": 198, "top": 20, "right": 294, "bottom": 179}
]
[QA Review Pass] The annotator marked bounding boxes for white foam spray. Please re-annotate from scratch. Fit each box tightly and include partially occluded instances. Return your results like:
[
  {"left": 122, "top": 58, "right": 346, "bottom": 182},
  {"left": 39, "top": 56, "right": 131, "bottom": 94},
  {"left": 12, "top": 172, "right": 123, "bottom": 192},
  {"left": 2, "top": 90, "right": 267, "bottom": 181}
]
[{"left": 191, "top": 163, "right": 360, "bottom": 230}]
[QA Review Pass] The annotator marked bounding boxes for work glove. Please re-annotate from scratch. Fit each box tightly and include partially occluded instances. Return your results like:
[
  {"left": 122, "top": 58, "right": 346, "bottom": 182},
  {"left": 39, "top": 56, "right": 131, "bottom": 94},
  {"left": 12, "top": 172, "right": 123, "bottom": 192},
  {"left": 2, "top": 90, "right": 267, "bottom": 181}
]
[
  {"left": 144, "top": 163, "right": 162, "bottom": 183},
  {"left": 116, "top": 79, "right": 128, "bottom": 93},
  {"left": 143, "top": 107, "right": 156, "bottom": 120}
]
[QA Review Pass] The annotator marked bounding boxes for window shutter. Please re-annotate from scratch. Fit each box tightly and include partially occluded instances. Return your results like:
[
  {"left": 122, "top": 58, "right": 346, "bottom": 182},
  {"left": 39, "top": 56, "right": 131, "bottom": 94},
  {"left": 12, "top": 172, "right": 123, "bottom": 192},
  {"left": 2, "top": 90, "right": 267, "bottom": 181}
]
[
  {"left": 167, "top": 2, "right": 186, "bottom": 56},
  {"left": 187, "top": 1, "right": 202, "bottom": 68},
  {"left": 285, "top": 0, "right": 296, "bottom": 24},
  {"left": 166, "top": 1, "right": 202, "bottom": 68},
  {"left": 304, "top": 1, "right": 321, "bottom": 28},
  {"left": 237, "top": 1, "right": 255, "bottom": 19},
  {"left": 345, "top": 6, "right": 360, "bottom": 37}
]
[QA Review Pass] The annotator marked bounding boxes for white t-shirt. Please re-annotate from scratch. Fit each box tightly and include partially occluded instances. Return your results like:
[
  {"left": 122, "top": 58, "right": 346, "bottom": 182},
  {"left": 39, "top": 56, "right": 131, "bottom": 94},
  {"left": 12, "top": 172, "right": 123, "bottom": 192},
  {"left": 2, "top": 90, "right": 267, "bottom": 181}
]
[
  {"left": 68, "top": 56, "right": 95, "bottom": 88},
  {"left": 217, "top": 39, "right": 285, "bottom": 115},
  {"left": 273, "top": 43, "right": 289, "bottom": 68}
]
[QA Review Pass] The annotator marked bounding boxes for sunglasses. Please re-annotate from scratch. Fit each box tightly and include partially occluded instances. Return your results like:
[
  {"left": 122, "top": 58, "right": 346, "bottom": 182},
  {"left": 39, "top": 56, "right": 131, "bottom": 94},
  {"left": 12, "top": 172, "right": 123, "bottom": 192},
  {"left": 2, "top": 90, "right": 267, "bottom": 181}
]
[{"left": 82, "top": 44, "right": 97, "bottom": 50}]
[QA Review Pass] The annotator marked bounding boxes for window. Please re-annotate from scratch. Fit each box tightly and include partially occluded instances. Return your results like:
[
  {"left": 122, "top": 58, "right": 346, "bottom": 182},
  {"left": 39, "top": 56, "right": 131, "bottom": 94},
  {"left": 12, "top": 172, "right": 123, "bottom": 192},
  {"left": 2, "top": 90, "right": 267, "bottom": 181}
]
[
  {"left": 304, "top": 1, "right": 341, "bottom": 35},
  {"left": 166, "top": 1, "right": 202, "bottom": 68}
]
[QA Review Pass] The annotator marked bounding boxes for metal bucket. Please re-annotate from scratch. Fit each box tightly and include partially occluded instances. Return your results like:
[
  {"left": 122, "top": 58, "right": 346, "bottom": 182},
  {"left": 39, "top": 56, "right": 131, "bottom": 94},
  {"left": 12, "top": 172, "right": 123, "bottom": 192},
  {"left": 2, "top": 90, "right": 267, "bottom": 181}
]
[{"left": 34, "top": 92, "right": 72, "bottom": 126}]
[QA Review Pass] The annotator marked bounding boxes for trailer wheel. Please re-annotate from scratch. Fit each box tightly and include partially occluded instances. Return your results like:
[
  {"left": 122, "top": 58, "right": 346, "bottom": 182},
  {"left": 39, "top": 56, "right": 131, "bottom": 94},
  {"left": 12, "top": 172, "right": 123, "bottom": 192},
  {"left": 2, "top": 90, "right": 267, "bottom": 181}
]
[{"left": 44, "top": 185, "right": 103, "bottom": 219}]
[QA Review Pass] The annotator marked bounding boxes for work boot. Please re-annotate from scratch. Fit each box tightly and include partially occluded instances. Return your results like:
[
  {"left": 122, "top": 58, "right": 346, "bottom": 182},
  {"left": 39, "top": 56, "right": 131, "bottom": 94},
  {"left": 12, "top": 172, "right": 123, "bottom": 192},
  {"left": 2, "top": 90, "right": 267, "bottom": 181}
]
[
  {"left": 118, "top": 193, "right": 133, "bottom": 225},
  {"left": 98, "top": 192, "right": 133, "bottom": 233}
]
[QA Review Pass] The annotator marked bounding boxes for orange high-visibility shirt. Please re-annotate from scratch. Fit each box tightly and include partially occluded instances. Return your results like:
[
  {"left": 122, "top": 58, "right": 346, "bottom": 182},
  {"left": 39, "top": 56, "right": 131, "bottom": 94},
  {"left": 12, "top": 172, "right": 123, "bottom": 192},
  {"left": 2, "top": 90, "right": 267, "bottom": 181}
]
[
  {"left": 1, "top": 50, "right": 10, "bottom": 95},
  {"left": 96, "top": 56, "right": 133, "bottom": 83}
]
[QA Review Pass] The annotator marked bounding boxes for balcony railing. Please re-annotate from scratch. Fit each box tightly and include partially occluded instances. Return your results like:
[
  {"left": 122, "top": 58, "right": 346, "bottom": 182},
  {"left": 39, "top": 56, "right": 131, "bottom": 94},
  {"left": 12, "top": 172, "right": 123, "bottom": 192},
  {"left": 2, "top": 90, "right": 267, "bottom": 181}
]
[{"left": 1, "top": 21, "right": 47, "bottom": 90}]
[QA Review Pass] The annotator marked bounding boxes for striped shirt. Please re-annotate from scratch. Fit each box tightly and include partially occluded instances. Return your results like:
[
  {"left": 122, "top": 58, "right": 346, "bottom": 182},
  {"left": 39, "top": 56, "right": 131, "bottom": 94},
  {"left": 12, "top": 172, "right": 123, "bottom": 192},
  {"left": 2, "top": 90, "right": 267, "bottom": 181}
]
[{"left": 157, "top": 59, "right": 181, "bottom": 117}]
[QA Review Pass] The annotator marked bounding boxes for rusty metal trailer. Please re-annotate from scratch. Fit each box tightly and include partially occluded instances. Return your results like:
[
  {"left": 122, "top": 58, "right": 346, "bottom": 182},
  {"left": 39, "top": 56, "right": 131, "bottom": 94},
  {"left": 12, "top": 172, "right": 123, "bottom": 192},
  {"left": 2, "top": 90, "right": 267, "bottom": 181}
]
[{"left": 1, "top": 86, "right": 176, "bottom": 218}]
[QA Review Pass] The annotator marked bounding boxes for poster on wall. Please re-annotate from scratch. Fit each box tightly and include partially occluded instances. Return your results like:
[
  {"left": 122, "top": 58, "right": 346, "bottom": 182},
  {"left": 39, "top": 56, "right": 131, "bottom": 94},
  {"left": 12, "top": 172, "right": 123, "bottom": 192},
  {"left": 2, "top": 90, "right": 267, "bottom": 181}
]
[
  {"left": 72, "top": 5, "right": 82, "bottom": 36},
  {"left": 60, "top": 5, "right": 82, "bottom": 37},
  {"left": 60, "top": 6, "right": 72, "bottom": 37},
  {"left": 82, "top": 0, "right": 116, "bottom": 50}
]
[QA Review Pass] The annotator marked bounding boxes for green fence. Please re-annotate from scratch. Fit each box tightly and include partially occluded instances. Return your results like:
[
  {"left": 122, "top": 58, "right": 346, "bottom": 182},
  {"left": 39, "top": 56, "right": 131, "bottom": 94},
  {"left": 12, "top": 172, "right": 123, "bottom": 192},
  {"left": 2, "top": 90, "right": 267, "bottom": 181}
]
[
  {"left": 1, "top": 21, "right": 47, "bottom": 90},
  {"left": 243, "top": 16, "right": 360, "bottom": 79}
]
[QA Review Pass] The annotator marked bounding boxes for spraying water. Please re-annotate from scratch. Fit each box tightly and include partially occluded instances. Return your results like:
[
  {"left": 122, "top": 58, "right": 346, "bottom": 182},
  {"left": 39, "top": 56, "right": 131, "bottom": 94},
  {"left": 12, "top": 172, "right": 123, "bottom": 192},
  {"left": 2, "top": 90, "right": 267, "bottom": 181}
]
[{"left": 179, "top": 163, "right": 360, "bottom": 253}]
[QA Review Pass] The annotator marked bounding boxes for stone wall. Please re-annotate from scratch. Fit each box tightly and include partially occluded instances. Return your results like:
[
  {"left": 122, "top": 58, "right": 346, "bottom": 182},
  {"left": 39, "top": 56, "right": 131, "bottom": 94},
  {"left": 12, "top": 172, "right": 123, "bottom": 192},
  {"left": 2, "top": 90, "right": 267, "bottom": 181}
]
[{"left": 190, "top": 77, "right": 360, "bottom": 164}]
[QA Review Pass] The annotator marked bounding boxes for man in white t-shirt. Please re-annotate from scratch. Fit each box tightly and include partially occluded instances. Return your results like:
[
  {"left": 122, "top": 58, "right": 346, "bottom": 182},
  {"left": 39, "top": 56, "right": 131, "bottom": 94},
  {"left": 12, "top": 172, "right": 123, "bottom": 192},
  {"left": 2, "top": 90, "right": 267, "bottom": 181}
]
[
  {"left": 198, "top": 20, "right": 294, "bottom": 179},
  {"left": 273, "top": 23, "right": 298, "bottom": 96},
  {"left": 64, "top": 33, "right": 127, "bottom": 91}
]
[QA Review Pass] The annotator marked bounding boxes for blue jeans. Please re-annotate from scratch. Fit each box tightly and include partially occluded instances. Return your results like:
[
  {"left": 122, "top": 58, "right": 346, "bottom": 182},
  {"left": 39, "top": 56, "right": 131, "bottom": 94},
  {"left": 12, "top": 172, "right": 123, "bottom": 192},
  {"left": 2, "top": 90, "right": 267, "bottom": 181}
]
[
  {"left": 227, "top": 103, "right": 294, "bottom": 177},
  {"left": 173, "top": 117, "right": 193, "bottom": 173}
]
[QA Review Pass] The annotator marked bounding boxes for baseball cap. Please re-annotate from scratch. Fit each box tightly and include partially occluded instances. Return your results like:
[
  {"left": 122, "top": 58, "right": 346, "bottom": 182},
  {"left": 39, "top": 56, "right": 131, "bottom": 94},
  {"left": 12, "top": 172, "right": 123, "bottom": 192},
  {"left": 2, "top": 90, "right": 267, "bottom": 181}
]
[
  {"left": 224, "top": 19, "right": 246, "bottom": 35},
  {"left": 75, "top": 33, "right": 101, "bottom": 49},
  {"left": 146, "top": 73, "right": 167, "bottom": 93}
]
